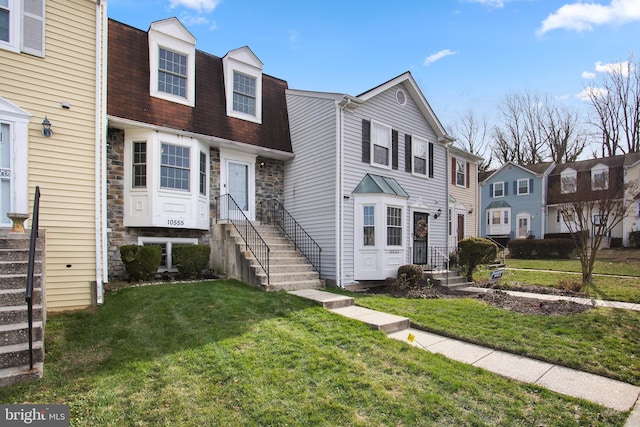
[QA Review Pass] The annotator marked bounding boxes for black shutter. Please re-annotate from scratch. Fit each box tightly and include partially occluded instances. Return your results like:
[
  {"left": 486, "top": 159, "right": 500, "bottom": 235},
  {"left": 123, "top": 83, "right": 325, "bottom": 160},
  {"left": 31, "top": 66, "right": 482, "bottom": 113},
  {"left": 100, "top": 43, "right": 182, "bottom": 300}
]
[
  {"left": 405, "top": 135, "right": 412, "bottom": 172},
  {"left": 392, "top": 130, "right": 399, "bottom": 170},
  {"left": 530, "top": 178, "right": 534, "bottom": 193},
  {"left": 362, "top": 120, "right": 371, "bottom": 163},
  {"left": 428, "top": 142, "right": 434, "bottom": 178},
  {"left": 513, "top": 180, "right": 517, "bottom": 195}
]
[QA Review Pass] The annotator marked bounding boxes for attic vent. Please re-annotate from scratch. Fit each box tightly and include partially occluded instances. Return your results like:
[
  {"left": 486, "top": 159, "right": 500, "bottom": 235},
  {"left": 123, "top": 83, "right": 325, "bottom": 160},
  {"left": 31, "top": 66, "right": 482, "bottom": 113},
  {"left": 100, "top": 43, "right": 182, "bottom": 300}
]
[
  {"left": 507, "top": 165, "right": 513, "bottom": 171},
  {"left": 396, "top": 89, "right": 407, "bottom": 106}
]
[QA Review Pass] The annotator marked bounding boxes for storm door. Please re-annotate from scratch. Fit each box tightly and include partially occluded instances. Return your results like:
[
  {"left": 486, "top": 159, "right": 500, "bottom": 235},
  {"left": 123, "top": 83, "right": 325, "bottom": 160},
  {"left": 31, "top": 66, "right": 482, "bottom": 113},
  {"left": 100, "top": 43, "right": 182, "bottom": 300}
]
[{"left": 413, "top": 212, "right": 428, "bottom": 265}]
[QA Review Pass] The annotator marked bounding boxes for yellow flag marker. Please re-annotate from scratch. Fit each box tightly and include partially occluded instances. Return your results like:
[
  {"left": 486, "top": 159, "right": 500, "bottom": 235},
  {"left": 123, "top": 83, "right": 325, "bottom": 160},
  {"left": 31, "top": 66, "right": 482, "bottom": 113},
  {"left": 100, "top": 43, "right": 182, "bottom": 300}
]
[{"left": 407, "top": 333, "right": 415, "bottom": 343}]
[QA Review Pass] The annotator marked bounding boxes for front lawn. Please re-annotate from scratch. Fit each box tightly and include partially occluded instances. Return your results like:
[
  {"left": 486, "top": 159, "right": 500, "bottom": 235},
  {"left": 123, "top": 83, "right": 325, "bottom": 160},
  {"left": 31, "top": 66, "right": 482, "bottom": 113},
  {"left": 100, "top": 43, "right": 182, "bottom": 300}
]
[
  {"left": 354, "top": 293, "right": 640, "bottom": 386},
  {"left": 0, "top": 281, "right": 626, "bottom": 426}
]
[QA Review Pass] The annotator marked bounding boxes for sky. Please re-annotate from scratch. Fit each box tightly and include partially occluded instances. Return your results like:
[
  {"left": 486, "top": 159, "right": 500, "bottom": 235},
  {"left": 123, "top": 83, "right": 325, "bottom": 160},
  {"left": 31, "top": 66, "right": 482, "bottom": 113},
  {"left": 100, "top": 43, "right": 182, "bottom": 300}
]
[{"left": 107, "top": 0, "right": 640, "bottom": 144}]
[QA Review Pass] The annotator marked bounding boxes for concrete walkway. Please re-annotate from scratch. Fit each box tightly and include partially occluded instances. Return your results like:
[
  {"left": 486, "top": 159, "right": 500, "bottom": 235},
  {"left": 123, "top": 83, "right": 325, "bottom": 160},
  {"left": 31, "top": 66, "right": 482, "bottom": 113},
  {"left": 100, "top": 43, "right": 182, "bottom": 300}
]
[{"left": 289, "top": 288, "right": 640, "bottom": 425}]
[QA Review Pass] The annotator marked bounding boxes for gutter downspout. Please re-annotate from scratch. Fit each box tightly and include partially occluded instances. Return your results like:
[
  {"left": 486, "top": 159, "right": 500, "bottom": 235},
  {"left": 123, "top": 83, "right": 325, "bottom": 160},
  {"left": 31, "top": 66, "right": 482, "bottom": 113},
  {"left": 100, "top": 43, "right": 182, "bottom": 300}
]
[
  {"left": 335, "top": 99, "right": 347, "bottom": 287},
  {"left": 94, "top": 0, "right": 108, "bottom": 304}
]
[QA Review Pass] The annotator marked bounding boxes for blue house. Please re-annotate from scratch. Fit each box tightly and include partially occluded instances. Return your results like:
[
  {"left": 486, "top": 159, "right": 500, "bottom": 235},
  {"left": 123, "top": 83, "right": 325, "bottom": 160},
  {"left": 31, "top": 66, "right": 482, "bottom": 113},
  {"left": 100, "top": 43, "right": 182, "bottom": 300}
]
[{"left": 479, "top": 162, "right": 555, "bottom": 242}]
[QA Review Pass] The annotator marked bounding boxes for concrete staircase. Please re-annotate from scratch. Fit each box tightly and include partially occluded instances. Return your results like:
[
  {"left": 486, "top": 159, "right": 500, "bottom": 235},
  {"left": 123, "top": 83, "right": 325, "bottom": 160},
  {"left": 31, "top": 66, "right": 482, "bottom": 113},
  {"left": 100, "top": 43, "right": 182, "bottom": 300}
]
[
  {"left": 229, "top": 224, "right": 324, "bottom": 292},
  {"left": 425, "top": 270, "right": 474, "bottom": 290},
  {"left": 0, "top": 232, "right": 45, "bottom": 387}
]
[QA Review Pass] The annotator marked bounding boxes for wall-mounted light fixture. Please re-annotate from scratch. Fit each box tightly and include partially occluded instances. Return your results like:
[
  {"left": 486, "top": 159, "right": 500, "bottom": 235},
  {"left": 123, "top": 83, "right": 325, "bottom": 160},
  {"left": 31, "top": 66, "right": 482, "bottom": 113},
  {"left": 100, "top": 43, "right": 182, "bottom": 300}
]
[
  {"left": 42, "top": 116, "right": 53, "bottom": 137},
  {"left": 433, "top": 208, "right": 442, "bottom": 219},
  {"left": 468, "top": 207, "right": 474, "bottom": 215}
]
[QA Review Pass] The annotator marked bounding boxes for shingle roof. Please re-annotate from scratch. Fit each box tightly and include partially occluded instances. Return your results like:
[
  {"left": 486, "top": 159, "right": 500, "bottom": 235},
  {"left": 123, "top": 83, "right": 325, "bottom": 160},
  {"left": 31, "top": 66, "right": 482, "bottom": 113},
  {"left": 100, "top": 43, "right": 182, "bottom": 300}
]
[{"left": 550, "top": 155, "right": 626, "bottom": 175}]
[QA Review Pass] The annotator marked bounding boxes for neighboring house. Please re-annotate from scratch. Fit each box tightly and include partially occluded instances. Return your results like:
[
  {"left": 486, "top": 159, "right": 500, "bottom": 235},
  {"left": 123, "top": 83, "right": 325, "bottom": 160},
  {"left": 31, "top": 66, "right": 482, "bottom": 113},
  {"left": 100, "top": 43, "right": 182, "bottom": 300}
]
[
  {"left": 0, "top": 0, "right": 108, "bottom": 310},
  {"left": 547, "top": 155, "right": 626, "bottom": 246},
  {"left": 480, "top": 162, "right": 555, "bottom": 242},
  {"left": 106, "top": 18, "right": 293, "bottom": 279},
  {"left": 285, "top": 72, "right": 454, "bottom": 287},
  {"left": 448, "top": 145, "right": 483, "bottom": 248},
  {"left": 623, "top": 152, "right": 640, "bottom": 246}
]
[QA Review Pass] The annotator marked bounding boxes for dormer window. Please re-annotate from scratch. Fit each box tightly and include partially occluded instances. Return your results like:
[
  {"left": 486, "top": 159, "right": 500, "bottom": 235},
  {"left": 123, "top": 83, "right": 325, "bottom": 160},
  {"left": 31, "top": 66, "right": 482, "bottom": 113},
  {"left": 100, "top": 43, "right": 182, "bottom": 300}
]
[
  {"left": 223, "top": 46, "right": 263, "bottom": 124},
  {"left": 561, "top": 168, "right": 577, "bottom": 194},
  {"left": 149, "top": 18, "right": 196, "bottom": 107},
  {"left": 233, "top": 72, "right": 256, "bottom": 115},
  {"left": 591, "top": 164, "right": 609, "bottom": 191}
]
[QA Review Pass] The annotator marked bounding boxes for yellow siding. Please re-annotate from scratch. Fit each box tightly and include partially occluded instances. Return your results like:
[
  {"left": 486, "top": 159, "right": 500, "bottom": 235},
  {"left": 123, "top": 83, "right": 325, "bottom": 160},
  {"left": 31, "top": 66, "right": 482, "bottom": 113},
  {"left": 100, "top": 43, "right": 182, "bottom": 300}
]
[
  {"left": 449, "top": 156, "right": 479, "bottom": 239},
  {"left": 0, "top": 0, "right": 103, "bottom": 310}
]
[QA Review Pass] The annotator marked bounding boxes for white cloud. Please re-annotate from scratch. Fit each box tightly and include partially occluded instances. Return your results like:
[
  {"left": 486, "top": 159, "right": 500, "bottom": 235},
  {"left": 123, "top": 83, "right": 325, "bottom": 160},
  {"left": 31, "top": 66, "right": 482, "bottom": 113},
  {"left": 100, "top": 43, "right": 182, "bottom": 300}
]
[
  {"left": 465, "top": 0, "right": 504, "bottom": 8},
  {"left": 581, "top": 71, "right": 596, "bottom": 79},
  {"left": 576, "top": 86, "right": 608, "bottom": 101},
  {"left": 180, "top": 14, "right": 210, "bottom": 26},
  {"left": 169, "top": 0, "right": 220, "bottom": 13},
  {"left": 424, "top": 49, "right": 458, "bottom": 66},
  {"left": 538, "top": 0, "right": 640, "bottom": 35},
  {"left": 595, "top": 60, "right": 633, "bottom": 76}
]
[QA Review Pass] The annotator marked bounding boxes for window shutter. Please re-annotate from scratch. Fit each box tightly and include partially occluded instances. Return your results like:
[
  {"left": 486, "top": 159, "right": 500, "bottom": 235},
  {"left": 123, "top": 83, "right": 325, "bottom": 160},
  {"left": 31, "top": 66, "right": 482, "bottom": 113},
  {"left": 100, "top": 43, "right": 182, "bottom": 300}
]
[
  {"left": 466, "top": 162, "right": 470, "bottom": 188},
  {"left": 451, "top": 158, "right": 456, "bottom": 184},
  {"left": 361, "top": 119, "right": 370, "bottom": 163},
  {"left": 428, "top": 142, "right": 434, "bottom": 178},
  {"left": 530, "top": 178, "right": 534, "bottom": 193},
  {"left": 405, "top": 135, "right": 412, "bottom": 172},
  {"left": 505, "top": 183, "right": 509, "bottom": 196},
  {"left": 489, "top": 183, "right": 493, "bottom": 197},
  {"left": 392, "top": 130, "right": 398, "bottom": 170},
  {"left": 513, "top": 180, "right": 517, "bottom": 195},
  {"left": 22, "top": 0, "right": 45, "bottom": 57}
]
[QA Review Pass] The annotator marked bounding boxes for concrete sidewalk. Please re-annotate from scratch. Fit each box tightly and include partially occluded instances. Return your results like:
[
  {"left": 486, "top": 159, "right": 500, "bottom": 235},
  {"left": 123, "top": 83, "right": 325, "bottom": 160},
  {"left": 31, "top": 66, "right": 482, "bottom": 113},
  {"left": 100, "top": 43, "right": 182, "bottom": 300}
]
[{"left": 289, "top": 289, "right": 640, "bottom": 425}]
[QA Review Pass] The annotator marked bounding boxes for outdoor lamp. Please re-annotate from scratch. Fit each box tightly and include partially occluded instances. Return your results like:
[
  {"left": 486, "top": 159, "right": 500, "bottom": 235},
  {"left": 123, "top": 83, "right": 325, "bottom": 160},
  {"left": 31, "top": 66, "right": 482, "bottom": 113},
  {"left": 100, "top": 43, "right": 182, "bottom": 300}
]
[{"left": 42, "top": 116, "right": 52, "bottom": 137}]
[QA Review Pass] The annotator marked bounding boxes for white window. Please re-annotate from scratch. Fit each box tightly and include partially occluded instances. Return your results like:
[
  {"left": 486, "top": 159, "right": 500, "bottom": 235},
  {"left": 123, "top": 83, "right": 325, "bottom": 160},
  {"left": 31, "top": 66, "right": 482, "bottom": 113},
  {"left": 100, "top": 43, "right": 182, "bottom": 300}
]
[
  {"left": 456, "top": 159, "right": 466, "bottom": 186},
  {"left": 363, "top": 205, "right": 375, "bottom": 246},
  {"left": 233, "top": 72, "right": 256, "bottom": 116},
  {"left": 517, "top": 178, "right": 530, "bottom": 195},
  {"left": 386, "top": 206, "right": 402, "bottom": 246},
  {"left": 593, "top": 214, "right": 606, "bottom": 226},
  {"left": 132, "top": 141, "right": 147, "bottom": 188},
  {"left": 371, "top": 121, "right": 391, "bottom": 168},
  {"left": 412, "top": 137, "right": 427, "bottom": 176},
  {"left": 149, "top": 18, "right": 196, "bottom": 107},
  {"left": 199, "top": 151, "right": 207, "bottom": 196},
  {"left": 0, "top": 0, "right": 44, "bottom": 56},
  {"left": 561, "top": 169, "right": 577, "bottom": 194},
  {"left": 591, "top": 164, "right": 609, "bottom": 191},
  {"left": 160, "top": 143, "right": 190, "bottom": 191},
  {"left": 223, "top": 46, "right": 263, "bottom": 124},
  {"left": 493, "top": 181, "right": 504, "bottom": 198},
  {"left": 138, "top": 237, "right": 198, "bottom": 272},
  {"left": 487, "top": 208, "right": 510, "bottom": 235}
]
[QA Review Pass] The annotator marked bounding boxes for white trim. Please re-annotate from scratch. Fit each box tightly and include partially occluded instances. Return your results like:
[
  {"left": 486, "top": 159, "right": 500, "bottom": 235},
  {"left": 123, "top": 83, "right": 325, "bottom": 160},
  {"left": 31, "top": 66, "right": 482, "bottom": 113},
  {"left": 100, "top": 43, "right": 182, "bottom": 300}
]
[
  {"left": 517, "top": 178, "right": 530, "bottom": 195},
  {"left": 370, "top": 119, "right": 392, "bottom": 170},
  {"left": 223, "top": 47, "right": 263, "bottom": 124},
  {"left": 492, "top": 181, "right": 505, "bottom": 198},
  {"left": 516, "top": 213, "right": 531, "bottom": 238},
  {"left": 455, "top": 158, "right": 466, "bottom": 187},
  {"left": 411, "top": 135, "right": 428, "bottom": 178},
  {"left": 219, "top": 148, "right": 256, "bottom": 221},
  {"left": 0, "top": 0, "right": 20, "bottom": 53}
]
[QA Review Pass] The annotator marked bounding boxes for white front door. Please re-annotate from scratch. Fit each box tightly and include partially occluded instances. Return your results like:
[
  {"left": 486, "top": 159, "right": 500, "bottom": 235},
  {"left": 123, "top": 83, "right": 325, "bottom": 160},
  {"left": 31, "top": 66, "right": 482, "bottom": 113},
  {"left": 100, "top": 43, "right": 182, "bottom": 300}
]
[
  {"left": 0, "top": 123, "right": 11, "bottom": 226},
  {"left": 220, "top": 149, "right": 256, "bottom": 221}
]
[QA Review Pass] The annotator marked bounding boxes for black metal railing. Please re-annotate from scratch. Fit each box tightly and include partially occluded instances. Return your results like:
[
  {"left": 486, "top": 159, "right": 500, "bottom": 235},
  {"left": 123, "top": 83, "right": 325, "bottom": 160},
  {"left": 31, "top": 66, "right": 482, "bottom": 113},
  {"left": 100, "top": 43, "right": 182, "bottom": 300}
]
[
  {"left": 216, "top": 194, "right": 270, "bottom": 283},
  {"left": 429, "top": 247, "right": 450, "bottom": 271},
  {"left": 260, "top": 200, "right": 322, "bottom": 275},
  {"left": 484, "top": 236, "right": 507, "bottom": 265},
  {"left": 25, "top": 186, "right": 40, "bottom": 371}
]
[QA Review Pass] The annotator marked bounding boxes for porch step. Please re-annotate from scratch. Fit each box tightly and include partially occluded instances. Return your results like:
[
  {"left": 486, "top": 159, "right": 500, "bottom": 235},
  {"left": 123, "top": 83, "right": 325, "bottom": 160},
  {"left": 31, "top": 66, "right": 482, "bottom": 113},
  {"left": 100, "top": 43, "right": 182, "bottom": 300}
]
[
  {"left": 425, "top": 270, "right": 474, "bottom": 290},
  {"left": 330, "top": 305, "right": 410, "bottom": 334},
  {"left": 0, "top": 342, "right": 44, "bottom": 367},
  {"left": 289, "top": 289, "right": 354, "bottom": 309},
  {"left": 0, "top": 362, "right": 43, "bottom": 387},
  {"left": 267, "top": 280, "right": 325, "bottom": 292}
]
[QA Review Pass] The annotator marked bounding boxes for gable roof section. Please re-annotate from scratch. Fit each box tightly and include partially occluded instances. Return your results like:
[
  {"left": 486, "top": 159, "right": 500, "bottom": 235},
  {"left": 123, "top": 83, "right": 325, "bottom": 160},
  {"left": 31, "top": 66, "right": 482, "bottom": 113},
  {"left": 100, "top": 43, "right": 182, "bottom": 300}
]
[
  {"left": 357, "top": 72, "right": 453, "bottom": 145},
  {"left": 479, "top": 161, "right": 554, "bottom": 184},
  {"left": 353, "top": 174, "right": 409, "bottom": 197},
  {"left": 107, "top": 19, "right": 292, "bottom": 154}
]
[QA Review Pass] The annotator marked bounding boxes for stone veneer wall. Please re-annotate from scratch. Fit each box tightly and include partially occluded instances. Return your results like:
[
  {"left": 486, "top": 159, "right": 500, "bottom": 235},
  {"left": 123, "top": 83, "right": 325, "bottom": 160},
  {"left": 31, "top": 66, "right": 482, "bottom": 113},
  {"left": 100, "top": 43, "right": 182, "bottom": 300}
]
[{"left": 106, "top": 127, "right": 285, "bottom": 281}]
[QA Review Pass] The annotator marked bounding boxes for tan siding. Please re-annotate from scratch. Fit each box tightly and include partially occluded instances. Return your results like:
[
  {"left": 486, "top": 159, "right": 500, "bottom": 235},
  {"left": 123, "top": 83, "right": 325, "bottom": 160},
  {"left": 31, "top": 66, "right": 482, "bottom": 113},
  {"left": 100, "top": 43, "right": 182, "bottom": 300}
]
[{"left": 0, "top": 0, "right": 102, "bottom": 310}]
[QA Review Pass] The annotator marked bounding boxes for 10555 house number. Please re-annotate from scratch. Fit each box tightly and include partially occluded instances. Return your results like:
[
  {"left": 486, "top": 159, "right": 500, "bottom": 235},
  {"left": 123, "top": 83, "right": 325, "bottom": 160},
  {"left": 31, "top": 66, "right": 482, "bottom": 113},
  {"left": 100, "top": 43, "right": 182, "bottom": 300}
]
[{"left": 167, "top": 219, "right": 185, "bottom": 226}]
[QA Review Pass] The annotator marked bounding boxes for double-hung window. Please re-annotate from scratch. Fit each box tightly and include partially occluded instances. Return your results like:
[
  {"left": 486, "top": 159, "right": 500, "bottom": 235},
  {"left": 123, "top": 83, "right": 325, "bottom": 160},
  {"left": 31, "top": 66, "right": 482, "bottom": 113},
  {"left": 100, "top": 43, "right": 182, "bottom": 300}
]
[
  {"left": 161, "top": 143, "right": 190, "bottom": 191},
  {"left": 158, "top": 48, "right": 187, "bottom": 98},
  {"left": 233, "top": 72, "right": 256, "bottom": 116},
  {"left": 517, "top": 178, "right": 530, "bottom": 195},
  {"left": 132, "top": 141, "right": 147, "bottom": 188},
  {"left": 386, "top": 206, "right": 402, "bottom": 246},
  {"left": 456, "top": 159, "right": 466, "bottom": 186},
  {"left": 0, "top": 0, "right": 9, "bottom": 43},
  {"left": 493, "top": 182, "right": 504, "bottom": 197},
  {"left": 0, "top": 0, "right": 45, "bottom": 56},
  {"left": 371, "top": 121, "right": 391, "bottom": 168},
  {"left": 199, "top": 151, "right": 207, "bottom": 196},
  {"left": 591, "top": 166, "right": 608, "bottom": 191},
  {"left": 363, "top": 205, "right": 375, "bottom": 246},
  {"left": 413, "top": 138, "right": 427, "bottom": 176},
  {"left": 561, "top": 173, "right": 576, "bottom": 194}
]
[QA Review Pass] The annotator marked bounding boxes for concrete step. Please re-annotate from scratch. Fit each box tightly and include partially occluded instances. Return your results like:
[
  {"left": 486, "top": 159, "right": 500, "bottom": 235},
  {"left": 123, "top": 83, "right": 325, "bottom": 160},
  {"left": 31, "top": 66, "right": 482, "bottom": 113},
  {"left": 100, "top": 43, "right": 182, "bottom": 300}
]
[
  {"left": 0, "top": 237, "right": 43, "bottom": 251},
  {"left": 0, "top": 321, "right": 43, "bottom": 346},
  {"left": 0, "top": 288, "right": 42, "bottom": 306},
  {"left": 263, "top": 271, "right": 320, "bottom": 284},
  {"left": 0, "top": 261, "right": 43, "bottom": 276},
  {"left": 268, "top": 256, "right": 309, "bottom": 266},
  {"left": 0, "top": 274, "right": 42, "bottom": 291},
  {"left": 266, "top": 280, "right": 324, "bottom": 292},
  {"left": 0, "top": 362, "right": 43, "bottom": 387},
  {"left": 268, "top": 263, "right": 315, "bottom": 274},
  {"left": 0, "top": 249, "right": 42, "bottom": 262},
  {"left": 330, "top": 305, "right": 410, "bottom": 334},
  {"left": 0, "top": 342, "right": 44, "bottom": 367},
  {"left": 289, "top": 289, "right": 354, "bottom": 309},
  {"left": 0, "top": 305, "right": 43, "bottom": 325}
]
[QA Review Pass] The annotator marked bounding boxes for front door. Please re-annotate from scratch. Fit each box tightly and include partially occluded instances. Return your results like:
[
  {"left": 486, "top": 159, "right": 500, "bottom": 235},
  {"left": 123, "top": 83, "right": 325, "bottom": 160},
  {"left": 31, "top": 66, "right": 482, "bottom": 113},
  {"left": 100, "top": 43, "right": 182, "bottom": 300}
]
[
  {"left": 227, "top": 161, "right": 249, "bottom": 213},
  {"left": 457, "top": 214, "right": 465, "bottom": 242},
  {"left": 413, "top": 212, "right": 428, "bottom": 265},
  {"left": 0, "top": 123, "right": 11, "bottom": 226}
]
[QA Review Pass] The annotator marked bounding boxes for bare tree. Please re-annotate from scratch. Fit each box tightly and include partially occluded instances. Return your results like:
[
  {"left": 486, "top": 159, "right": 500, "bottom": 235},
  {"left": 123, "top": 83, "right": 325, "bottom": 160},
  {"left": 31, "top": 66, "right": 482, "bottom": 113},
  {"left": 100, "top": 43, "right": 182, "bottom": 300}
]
[
  {"left": 450, "top": 110, "right": 491, "bottom": 171},
  {"left": 492, "top": 90, "right": 587, "bottom": 166},
  {"left": 585, "top": 54, "right": 640, "bottom": 156},
  {"left": 557, "top": 178, "right": 640, "bottom": 290}
]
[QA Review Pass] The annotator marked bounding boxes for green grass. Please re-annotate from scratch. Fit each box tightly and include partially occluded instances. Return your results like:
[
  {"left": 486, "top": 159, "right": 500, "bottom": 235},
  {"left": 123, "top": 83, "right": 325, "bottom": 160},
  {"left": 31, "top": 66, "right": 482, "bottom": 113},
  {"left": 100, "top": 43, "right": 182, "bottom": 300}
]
[
  {"left": 473, "top": 259, "right": 640, "bottom": 303},
  {"left": 354, "top": 294, "right": 640, "bottom": 386},
  {"left": 0, "top": 280, "right": 627, "bottom": 426}
]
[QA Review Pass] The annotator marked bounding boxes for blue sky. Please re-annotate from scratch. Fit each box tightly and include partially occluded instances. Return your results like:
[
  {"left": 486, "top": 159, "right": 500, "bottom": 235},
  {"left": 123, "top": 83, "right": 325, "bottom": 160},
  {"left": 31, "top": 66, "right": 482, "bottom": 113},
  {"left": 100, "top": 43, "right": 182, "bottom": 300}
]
[{"left": 107, "top": 0, "right": 640, "bottom": 133}]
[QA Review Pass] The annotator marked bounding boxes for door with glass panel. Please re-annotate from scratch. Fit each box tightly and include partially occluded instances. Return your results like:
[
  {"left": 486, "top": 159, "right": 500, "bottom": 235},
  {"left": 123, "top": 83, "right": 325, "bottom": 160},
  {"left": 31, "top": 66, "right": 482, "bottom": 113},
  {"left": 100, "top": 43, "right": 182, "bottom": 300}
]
[
  {"left": 412, "top": 212, "right": 428, "bottom": 265},
  {"left": 227, "top": 161, "right": 249, "bottom": 215}
]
